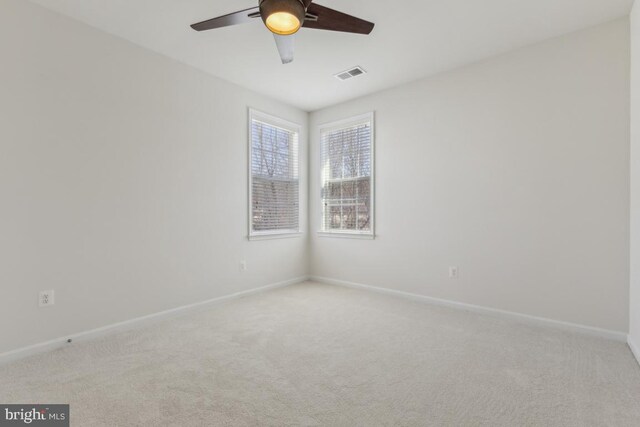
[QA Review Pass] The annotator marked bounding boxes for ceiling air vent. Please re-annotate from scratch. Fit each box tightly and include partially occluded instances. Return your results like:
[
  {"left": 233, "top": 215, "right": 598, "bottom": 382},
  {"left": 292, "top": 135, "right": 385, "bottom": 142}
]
[{"left": 334, "top": 66, "right": 367, "bottom": 81}]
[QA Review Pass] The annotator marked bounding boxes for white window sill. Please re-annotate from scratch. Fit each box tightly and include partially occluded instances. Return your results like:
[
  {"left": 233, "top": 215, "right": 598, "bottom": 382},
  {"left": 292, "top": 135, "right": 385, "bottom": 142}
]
[
  {"left": 317, "top": 231, "right": 375, "bottom": 240},
  {"left": 248, "top": 232, "right": 303, "bottom": 241}
]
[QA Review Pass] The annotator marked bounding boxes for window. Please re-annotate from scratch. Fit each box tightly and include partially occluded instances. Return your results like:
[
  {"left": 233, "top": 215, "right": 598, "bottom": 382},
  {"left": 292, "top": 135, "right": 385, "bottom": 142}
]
[
  {"left": 319, "top": 113, "right": 374, "bottom": 237},
  {"left": 249, "top": 109, "right": 300, "bottom": 239}
]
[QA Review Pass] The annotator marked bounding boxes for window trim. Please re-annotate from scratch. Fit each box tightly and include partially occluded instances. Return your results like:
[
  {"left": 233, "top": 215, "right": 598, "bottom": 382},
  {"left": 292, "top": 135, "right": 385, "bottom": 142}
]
[
  {"left": 248, "top": 108, "right": 302, "bottom": 241},
  {"left": 318, "top": 112, "right": 375, "bottom": 238}
]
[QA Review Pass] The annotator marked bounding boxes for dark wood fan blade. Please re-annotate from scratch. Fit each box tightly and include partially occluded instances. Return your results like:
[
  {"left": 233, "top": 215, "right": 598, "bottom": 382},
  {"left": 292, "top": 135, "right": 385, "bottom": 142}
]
[
  {"left": 273, "top": 34, "right": 295, "bottom": 64},
  {"left": 191, "top": 7, "right": 260, "bottom": 31},
  {"left": 303, "top": 3, "right": 374, "bottom": 35}
]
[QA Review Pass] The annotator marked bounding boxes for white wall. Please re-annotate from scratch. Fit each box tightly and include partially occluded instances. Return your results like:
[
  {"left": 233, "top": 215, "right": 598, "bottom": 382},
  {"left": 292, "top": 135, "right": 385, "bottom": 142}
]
[
  {"left": 0, "top": 0, "right": 308, "bottom": 354},
  {"left": 310, "top": 19, "right": 630, "bottom": 333},
  {"left": 630, "top": 0, "right": 640, "bottom": 359},
  {"left": 0, "top": 0, "right": 633, "bottom": 357}
]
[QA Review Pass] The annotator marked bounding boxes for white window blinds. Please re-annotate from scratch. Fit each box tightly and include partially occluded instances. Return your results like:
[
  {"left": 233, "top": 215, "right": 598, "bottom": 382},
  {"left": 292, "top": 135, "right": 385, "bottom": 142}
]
[
  {"left": 249, "top": 110, "right": 300, "bottom": 237},
  {"left": 320, "top": 113, "right": 374, "bottom": 236}
]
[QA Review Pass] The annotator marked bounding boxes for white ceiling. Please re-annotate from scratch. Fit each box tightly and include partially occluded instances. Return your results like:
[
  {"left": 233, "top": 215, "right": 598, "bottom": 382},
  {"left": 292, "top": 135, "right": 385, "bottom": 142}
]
[{"left": 28, "top": 0, "right": 633, "bottom": 111}]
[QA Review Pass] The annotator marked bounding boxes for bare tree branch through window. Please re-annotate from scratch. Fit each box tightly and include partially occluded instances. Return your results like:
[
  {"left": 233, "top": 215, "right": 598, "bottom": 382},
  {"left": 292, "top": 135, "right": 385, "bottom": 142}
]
[
  {"left": 250, "top": 112, "right": 300, "bottom": 235},
  {"left": 320, "top": 115, "right": 374, "bottom": 234}
]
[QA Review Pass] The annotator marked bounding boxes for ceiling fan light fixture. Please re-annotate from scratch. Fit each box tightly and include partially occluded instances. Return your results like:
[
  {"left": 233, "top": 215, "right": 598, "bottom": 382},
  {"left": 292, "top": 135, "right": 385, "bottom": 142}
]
[
  {"left": 260, "top": 0, "right": 306, "bottom": 35},
  {"left": 191, "top": 0, "right": 376, "bottom": 65},
  {"left": 266, "top": 12, "right": 300, "bottom": 35}
]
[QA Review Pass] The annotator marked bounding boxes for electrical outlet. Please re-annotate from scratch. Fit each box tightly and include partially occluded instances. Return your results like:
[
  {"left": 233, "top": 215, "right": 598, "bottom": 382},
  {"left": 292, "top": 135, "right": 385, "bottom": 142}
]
[
  {"left": 449, "top": 267, "right": 459, "bottom": 279},
  {"left": 240, "top": 261, "right": 247, "bottom": 272},
  {"left": 39, "top": 290, "right": 55, "bottom": 307}
]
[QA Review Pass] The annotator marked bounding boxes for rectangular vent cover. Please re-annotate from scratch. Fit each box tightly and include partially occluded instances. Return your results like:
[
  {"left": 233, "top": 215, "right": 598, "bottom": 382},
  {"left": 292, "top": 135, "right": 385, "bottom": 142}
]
[{"left": 334, "top": 66, "right": 367, "bottom": 81}]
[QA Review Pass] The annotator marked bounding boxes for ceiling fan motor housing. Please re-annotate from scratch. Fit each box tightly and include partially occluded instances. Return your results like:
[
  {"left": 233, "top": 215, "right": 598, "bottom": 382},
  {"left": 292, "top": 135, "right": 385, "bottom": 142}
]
[{"left": 259, "top": 0, "right": 307, "bottom": 35}]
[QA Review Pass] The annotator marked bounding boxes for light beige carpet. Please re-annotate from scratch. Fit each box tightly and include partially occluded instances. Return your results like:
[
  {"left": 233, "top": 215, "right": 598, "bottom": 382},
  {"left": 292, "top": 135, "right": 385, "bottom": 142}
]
[{"left": 1, "top": 281, "right": 639, "bottom": 426}]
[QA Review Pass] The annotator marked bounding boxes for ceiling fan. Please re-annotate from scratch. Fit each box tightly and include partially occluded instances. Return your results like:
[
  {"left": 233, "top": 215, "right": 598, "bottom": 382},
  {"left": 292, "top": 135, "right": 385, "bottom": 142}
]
[{"left": 191, "top": 0, "right": 375, "bottom": 64}]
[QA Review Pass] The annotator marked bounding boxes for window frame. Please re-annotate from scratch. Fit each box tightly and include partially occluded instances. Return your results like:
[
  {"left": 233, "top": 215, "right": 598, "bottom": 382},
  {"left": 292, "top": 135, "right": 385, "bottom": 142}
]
[
  {"left": 248, "top": 108, "right": 302, "bottom": 241},
  {"left": 318, "top": 112, "right": 375, "bottom": 239}
]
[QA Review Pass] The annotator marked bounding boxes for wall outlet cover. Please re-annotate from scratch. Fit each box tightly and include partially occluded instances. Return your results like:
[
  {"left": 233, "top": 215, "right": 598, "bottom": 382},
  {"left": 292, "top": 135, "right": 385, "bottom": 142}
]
[{"left": 39, "top": 290, "right": 55, "bottom": 307}]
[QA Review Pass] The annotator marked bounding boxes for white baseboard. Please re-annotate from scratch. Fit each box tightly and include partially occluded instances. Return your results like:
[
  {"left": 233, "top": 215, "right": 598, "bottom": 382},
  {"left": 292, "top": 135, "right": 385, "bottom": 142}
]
[
  {"left": 310, "top": 276, "right": 627, "bottom": 342},
  {"left": 629, "top": 337, "right": 640, "bottom": 367},
  {"left": 0, "top": 276, "right": 308, "bottom": 366}
]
